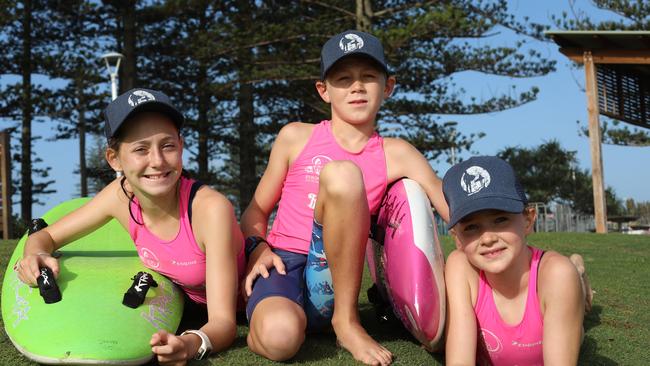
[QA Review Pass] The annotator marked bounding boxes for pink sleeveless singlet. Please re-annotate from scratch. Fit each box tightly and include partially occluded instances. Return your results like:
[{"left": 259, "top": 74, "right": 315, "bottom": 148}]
[
  {"left": 267, "top": 120, "right": 387, "bottom": 254},
  {"left": 129, "top": 176, "right": 244, "bottom": 304},
  {"left": 475, "top": 246, "right": 545, "bottom": 366}
]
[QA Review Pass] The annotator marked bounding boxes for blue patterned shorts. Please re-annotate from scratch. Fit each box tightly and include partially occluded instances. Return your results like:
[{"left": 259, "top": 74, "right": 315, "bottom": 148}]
[{"left": 246, "top": 220, "right": 334, "bottom": 331}]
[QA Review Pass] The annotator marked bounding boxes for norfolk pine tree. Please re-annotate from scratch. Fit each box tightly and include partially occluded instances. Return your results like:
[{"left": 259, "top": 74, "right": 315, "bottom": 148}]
[
  {"left": 0, "top": 0, "right": 58, "bottom": 222},
  {"left": 46, "top": 0, "right": 108, "bottom": 197}
]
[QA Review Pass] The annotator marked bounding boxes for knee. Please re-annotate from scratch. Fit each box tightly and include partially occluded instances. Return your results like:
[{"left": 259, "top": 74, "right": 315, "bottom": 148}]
[
  {"left": 319, "top": 161, "right": 364, "bottom": 197},
  {"left": 249, "top": 312, "right": 305, "bottom": 361}
]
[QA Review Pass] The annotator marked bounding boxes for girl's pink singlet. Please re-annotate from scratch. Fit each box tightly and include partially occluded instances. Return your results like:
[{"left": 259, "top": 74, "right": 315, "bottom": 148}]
[
  {"left": 475, "top": 246, "right": 544, "bottom": 366},
  {"left": 129, "top": 176, "right": 245, "bottom": 304},
  {"left": 267, "top": 120, "right": 387, "bottom": 254}
]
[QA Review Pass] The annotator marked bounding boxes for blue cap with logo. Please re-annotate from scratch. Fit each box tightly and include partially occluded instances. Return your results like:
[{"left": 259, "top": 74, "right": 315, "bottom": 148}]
[
  {"left": 320, "top": 30, "right": 389, "bottom": 80},
  {"left": 443, "top": 156, "right": 528, "bottom": 228},
  {"left": 103, "top": 88, "right": 184, "bottom": 140}
]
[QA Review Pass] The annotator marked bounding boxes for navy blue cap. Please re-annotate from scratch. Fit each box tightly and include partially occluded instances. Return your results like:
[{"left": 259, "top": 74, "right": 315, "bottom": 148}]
[
  {"left": 443, "top": 156, "right": 528, "bottom": 228},
  {"left": 103, "top": 88, "right": 184, "bottom": 139},
  {"left": 320, "top": 30, "right": 388, "bottom": 80}
]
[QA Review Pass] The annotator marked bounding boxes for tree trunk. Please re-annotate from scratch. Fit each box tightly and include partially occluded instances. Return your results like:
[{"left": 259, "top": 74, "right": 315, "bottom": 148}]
[
  {"left": 236, "top": 1, "right": 256, "bottom": 213},
  {"left": 196, "top": 10, "right": 209, "bottom": 182},
  {"left": 21, "top": 0, "right": 32, "bottom": 221},
  {"left": 355, "top": 0, "right": 372, "bottom": 31},
  {"left": 79, "top": 100, "right": 87, "bottom": 197},
  {"left": 197, "top": 62, "right": 209, "bottom": 182},
  {"left": 75, "top": 5, "right": 87, "bottom": 197},
  {"left": 119, "top": 0, "right": 137, "bottom": 92},
  {"left": 237, "top": 76, "right": 255, "bottom": 213}
]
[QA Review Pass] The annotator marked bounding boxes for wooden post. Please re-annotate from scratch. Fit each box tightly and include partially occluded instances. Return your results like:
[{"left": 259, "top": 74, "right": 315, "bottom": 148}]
[
  {"left": 0, "top": 131, "right": 12, "bottom": 240},
  {"left": 583, "top": 52, "right": 608, "bottom": 233}
]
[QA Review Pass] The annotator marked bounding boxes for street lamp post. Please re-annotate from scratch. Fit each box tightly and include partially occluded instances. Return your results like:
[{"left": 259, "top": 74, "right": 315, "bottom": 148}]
[
  {"left": 100, "top": 52, "right": 125, "bottom": 178},
  {"left": 100, "top": 52, "right": 124, "bottom": 100}
]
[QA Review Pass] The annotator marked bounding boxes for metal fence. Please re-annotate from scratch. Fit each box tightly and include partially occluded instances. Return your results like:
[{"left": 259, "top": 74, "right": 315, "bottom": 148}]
[{"left": 530, "top": 202, "right": 596, "bottom": 233}]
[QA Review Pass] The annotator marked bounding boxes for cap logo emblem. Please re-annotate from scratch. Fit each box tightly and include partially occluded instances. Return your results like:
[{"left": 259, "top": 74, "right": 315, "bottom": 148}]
[
  {"left": 460, "top": 166, "right": 491, "bottom": 196},
  {"left": 339, "top": 33, "right": 364, "bottom": 53},
  {"left": 128, "top": 90, "right": 156, "bottom": 107}
]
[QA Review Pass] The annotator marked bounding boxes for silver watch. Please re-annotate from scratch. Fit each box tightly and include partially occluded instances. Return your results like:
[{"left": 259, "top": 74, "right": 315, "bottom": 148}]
[{"left": 180, "top": 329, "right": 213, "bottom": 360}]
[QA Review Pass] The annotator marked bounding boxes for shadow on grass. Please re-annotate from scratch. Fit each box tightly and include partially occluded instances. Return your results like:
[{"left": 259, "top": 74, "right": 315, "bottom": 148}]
[
  {"left": 579, "top": 335, "right": 617, "bottom": 366},
  {"left": 584, "top": 304, "right": 602, "bottom": 332},
  {"left": 579, "top": 305, "right": 617, "bottom": 366}
]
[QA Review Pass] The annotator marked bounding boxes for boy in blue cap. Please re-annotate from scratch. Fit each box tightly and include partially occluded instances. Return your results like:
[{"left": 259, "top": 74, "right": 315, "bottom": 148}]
[{"left": 241, "top": 30, "right": 450, "bottom": 365}]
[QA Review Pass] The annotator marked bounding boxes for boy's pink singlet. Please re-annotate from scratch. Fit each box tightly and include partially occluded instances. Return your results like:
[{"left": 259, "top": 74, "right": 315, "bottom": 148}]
[
  {"left": 129, "top": 176, "right": 245, "bottom": 304},
  {"left": 267, "top": 120, "right": 387, "bottom": 254},
  {"left": 475, "top": 246, "right": 544, "bottom": 366}
]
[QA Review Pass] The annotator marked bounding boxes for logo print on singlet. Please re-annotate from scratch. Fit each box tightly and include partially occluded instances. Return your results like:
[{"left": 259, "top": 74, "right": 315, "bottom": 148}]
[
  {"left": 305, "top": 155, "right": 332, "bottom": 184},
  {"left": 480, "top": 328, "right": 503, "bottom": 354},
  {"left": 139, "top": 247, "right": 160, "bottom": 269},
  {"left": 305, "top": 155, "right": 332, "bottom": 209}
]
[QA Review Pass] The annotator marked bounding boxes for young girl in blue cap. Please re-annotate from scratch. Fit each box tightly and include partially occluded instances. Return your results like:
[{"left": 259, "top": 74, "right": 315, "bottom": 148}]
[
  {"left": 15, "top": 88, "right": 245, "bottom": 364},
  {"left": 443, "top": 156, "right": 592, "bottom": 365}
]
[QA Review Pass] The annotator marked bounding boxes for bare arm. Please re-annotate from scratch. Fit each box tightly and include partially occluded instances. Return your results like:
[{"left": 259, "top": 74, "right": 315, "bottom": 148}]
[
  {"left": 444, "top": 249, "right": 478, "bottom": 366},
  {"left": 240, "top": 122, "right": 311, "bottom": 237},
  {"left": 539, "top": 252, "right": 584, "bottom": 365},
  {"left": 17, "top": 179, "right": 127, "bottom": 285},
  {"left": 240, "top": 122, "right": 313, "bottom": 296},
  {"left": 384, "top": 138, "right": 449, "bottom": 222},
  {"left": 195, "top": 189, "right": 242, "bottom": 352},
  {"left": 149, "top": 189, "right": 243, "bottom": 361}
]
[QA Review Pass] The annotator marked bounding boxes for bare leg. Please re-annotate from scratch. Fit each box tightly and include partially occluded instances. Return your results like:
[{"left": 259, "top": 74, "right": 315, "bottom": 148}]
[
  {"left": 247, "top": 297, "right": 306, "bottom": 361},
  {"left": 570, "top": 254, "right": 593, "bottom": 313},
  {"left": 315, "top": 161, "right": 392, "bottom": 366}
]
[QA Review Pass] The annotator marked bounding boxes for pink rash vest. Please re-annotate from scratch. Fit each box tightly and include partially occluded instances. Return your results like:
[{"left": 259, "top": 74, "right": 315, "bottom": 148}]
[
  {"left": 475, "top": 246, "right": 545, "bottom": 366},
  {"left": 266, "top": 120, "right": 388, "bottom": 254},
  {"left": 129, "top": 176, "right": 244, "bottom": 304}
]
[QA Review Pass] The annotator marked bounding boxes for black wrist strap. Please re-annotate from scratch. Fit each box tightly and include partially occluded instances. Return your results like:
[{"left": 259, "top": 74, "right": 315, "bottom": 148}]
[
  {"left": 122, "top": 271, "right": 158, "bottom": 308},
  {"left": 245, "top": 236, "right": 268, "bottom": 261}
]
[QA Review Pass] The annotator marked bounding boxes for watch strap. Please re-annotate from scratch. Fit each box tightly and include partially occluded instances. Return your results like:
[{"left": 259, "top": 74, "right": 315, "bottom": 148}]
[{"left": 180, "top": 329, "right": 212, "bottom": 360}]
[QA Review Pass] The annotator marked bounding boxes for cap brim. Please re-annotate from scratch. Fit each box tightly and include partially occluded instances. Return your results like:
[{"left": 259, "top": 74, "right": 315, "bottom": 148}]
[
  {"left": 120, "top": 102, "right": 185, "bottom": 132},
  {"left": 321, "top": 52, "right": 389, "bottom": 80},
  {"left": 447, "top": 196, "right": 525, "bottom": 229}
]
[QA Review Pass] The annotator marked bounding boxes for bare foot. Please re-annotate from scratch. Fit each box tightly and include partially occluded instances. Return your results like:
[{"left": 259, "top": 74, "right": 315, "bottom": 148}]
[
  {"left": 570, "top": 254, "right": 594, "bottom": 313},
  {"left": 333, "top": 319, "right": 392, "bottom": 365}
]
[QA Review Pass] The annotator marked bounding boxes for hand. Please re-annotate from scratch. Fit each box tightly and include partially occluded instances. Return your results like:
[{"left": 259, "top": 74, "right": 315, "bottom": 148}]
[
  {"left": 150, "top": 330, "right": 194, "bottom": 366},
  {"left": 15, "top": 253, "right": 59, "bottom": 286},
  {"left": 243, "top": 247, "right": 286, "bottom": 299}
]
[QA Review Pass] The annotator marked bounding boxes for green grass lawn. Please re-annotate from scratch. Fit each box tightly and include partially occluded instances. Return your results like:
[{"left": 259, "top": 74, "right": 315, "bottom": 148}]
[{"left": 1, "top": 233, "right": 648, "bottom": 365}]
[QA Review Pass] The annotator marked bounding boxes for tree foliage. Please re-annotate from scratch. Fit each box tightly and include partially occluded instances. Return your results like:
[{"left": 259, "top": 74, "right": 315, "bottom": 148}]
[
  {"left": 46, "top": 1, "right": 109, "bottom": 197},
  {"left": 498, "top": 140, "right": 622, "bottom": 215},
  {"left": 0, "top": 0, "right": 58, "bottom": 220},
  {"left": 624, "top": 198, "right": 650, "bottom": 224},
  {"left": 1, "top": 0, "right": 563, "bottom": 218}
]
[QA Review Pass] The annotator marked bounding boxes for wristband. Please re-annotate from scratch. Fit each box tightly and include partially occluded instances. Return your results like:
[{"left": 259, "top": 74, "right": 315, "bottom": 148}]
[
  {"left": 180, "top": 329, "right": 212, "bottom": 360},
  {"left": 245, "top": 236, "right": 268, "bottom": 261}
]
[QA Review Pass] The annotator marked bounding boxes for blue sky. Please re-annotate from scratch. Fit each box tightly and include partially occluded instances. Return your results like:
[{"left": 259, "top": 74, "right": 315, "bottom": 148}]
[
  {"left": 6, "top": 0, "right": 649, "bottom": 218},
  {"left": 436, "top": 0, "right": 649, "bottom": 206}
]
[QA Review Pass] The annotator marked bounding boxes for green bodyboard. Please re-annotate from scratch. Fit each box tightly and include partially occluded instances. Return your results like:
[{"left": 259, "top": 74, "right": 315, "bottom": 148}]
[{"left": 1, "top": 198, "right": 184, "bottom": 365}]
